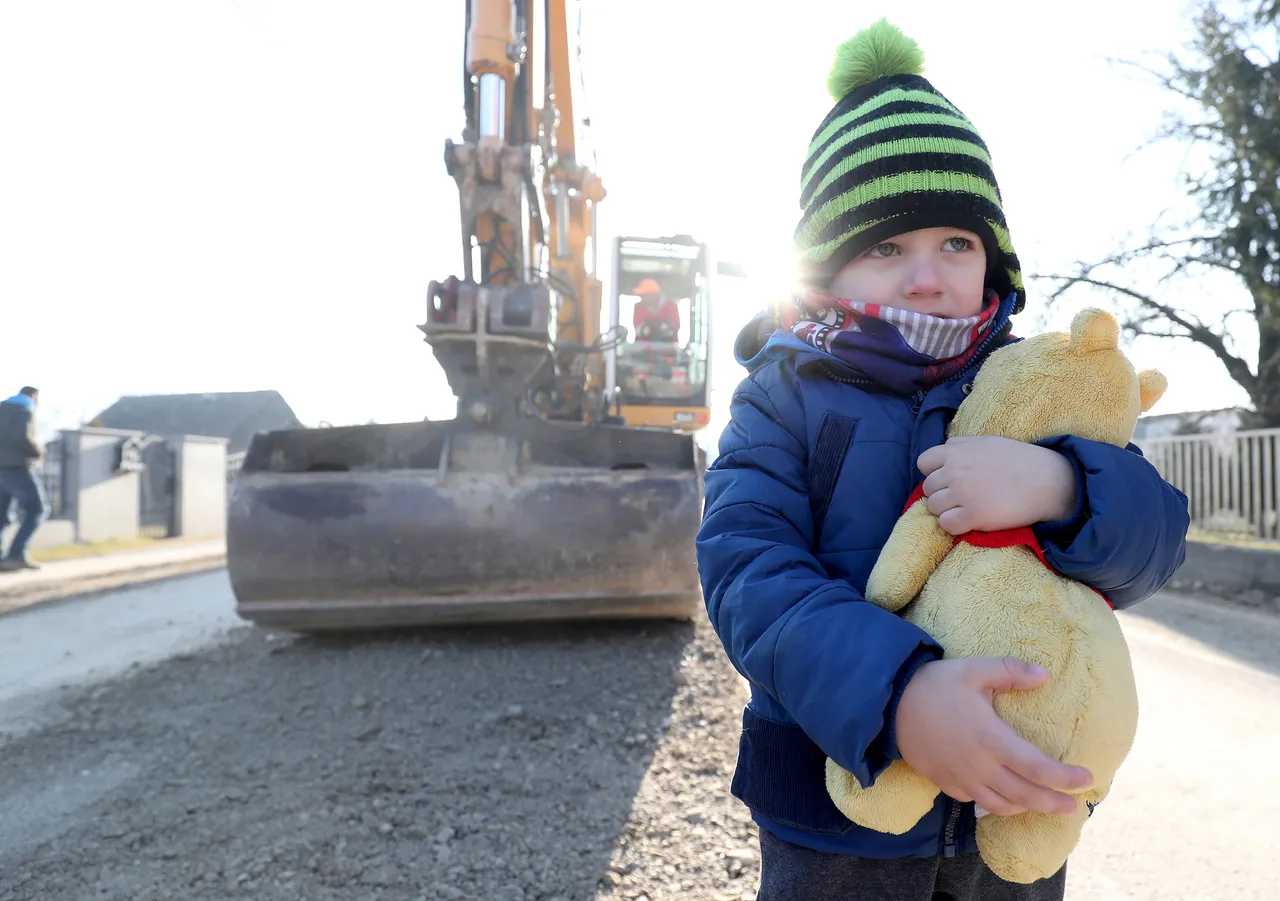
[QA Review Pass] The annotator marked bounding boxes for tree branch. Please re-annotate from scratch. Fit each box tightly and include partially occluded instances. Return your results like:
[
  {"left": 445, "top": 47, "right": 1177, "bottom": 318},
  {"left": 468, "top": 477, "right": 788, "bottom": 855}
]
[
  {"left": 1103, "top": 56, "right": 1205, "bottom": 104},
  {"left": 1156, "top": 254, "right": 1242, "bottom": 283},
  {"left": 1044, "top": 235, "right": 1241, "bottom": 284},
  {"left": 1220, "top": 307, "right": 1253, "bottom": 336},
  {"left": 1035, "top": 273, "right": 1258, "bottom": 393},
  {"left": 1130, "top": 328, "right": 1191, "bottom": 340}
]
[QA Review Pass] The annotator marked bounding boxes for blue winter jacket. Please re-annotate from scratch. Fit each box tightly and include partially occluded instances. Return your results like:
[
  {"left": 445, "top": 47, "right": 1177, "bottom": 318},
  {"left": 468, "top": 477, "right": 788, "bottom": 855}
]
[{"left": 696, "top": 295, "right": 1190, "bottom": 858}]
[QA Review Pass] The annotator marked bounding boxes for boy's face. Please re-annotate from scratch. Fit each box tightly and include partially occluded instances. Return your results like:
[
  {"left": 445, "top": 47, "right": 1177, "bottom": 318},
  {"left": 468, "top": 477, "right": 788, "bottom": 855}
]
[{"left": 827, "top": 226, "right": 987, "bottom": 319}]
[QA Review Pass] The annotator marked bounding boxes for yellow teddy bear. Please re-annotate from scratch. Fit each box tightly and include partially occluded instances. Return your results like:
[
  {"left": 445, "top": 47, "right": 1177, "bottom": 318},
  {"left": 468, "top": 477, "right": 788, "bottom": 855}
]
[{"left": 825, "top": 308, "right": 1168, "bottom": 884}]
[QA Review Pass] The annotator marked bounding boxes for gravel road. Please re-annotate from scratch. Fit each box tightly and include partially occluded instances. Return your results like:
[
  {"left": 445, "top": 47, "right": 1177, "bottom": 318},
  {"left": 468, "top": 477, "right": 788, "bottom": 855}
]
[
  {"left": 0, "top": 577, "right": 760, "bottom": 901},
  {"left": 0, "top": 576, "right": 1275, "bottom": 900}
]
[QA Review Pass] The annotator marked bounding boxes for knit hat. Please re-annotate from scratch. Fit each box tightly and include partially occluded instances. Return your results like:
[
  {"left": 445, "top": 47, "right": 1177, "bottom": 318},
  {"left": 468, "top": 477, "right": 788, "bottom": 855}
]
[{"left": 794, "top": 20, "right": 1025, "bottom": 312}]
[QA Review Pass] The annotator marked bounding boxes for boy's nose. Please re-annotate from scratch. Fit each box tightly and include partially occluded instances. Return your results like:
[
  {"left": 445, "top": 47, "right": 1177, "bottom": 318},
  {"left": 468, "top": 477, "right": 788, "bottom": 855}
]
[{"left": 905, "top": 256, "right": 944, "bottom": 297}]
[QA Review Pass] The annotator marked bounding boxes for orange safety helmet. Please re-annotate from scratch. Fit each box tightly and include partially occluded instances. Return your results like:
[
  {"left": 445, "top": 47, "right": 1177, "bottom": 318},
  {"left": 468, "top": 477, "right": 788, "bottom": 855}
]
[{"left": 632, "top": 278, "right": 663, "bottom": 297}]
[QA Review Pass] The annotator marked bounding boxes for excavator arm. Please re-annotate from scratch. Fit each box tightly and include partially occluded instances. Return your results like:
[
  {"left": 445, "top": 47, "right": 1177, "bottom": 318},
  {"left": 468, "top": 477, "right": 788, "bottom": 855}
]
[
  {"left": 541, "top": 0, "right": 608, "bottom": 414},
  {"left": 440, "top": 0, "right": 606, "bottom": 424}
]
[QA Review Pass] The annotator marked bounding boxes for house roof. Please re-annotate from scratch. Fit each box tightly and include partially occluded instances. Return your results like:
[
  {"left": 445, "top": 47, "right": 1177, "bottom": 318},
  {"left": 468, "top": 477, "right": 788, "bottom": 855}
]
[
  {"left": 1138, "top": 405, "right": 1244, "bottom": 424},
  {"left": 94, "top": 391, "right": 303, "bottom": 451}
]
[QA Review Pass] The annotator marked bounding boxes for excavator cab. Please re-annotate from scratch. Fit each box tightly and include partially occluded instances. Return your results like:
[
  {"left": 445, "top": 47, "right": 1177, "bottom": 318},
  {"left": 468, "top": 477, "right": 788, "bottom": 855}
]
[{"left": 607, "top": 236, "right": 713, "bottom": 432}]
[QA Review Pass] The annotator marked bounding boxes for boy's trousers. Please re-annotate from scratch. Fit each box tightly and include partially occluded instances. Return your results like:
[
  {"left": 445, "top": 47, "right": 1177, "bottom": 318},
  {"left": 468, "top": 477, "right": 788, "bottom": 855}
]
[{"left": 755, "top": 828, "right": 1067, "bottom": 901}]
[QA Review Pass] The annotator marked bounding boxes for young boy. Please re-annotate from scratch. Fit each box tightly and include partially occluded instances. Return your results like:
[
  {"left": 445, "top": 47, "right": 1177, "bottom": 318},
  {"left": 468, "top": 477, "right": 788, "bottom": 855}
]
[{"left": 695, "top": 20, "right": 1189, "bottom": 901}]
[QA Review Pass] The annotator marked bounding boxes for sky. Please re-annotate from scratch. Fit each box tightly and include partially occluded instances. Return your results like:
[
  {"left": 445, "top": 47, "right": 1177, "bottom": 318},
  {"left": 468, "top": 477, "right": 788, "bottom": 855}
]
[{"left": 0, "top": 0, "right": 1257, "bottom": 447}]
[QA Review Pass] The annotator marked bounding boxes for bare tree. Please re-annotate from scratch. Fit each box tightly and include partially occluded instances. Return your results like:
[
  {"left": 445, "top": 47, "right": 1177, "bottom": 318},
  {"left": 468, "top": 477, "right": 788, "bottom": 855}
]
[{"left": 1037, "top": 1, "right": 1280, "bottom": 424}]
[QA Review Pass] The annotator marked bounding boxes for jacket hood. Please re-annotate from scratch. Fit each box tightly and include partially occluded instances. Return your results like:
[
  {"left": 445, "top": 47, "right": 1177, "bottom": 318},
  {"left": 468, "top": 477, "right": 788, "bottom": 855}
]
[{"left": 2, "top": 394, "right": 35, "bottom": 410}]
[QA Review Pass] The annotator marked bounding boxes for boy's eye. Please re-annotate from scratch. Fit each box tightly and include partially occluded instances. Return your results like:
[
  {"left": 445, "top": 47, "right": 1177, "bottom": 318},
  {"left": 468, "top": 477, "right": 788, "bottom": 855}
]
[
  {"left": 944, "top": 236, "right": 974, "bottom": 252},
  {"left": 868, "top": 242, "right": 898, "bottom": 258}
]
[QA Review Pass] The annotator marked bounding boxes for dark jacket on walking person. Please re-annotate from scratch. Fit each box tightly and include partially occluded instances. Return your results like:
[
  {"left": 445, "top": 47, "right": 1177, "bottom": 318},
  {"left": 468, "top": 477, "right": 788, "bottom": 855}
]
[{"left": 0, "top": 391, "right": 43, "bottom": 469}]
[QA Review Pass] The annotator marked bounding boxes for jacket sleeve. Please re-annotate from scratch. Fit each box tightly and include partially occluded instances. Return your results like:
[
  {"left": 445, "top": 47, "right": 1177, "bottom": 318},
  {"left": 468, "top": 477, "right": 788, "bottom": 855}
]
[
  {"left": 697, "top": 365, "right": 942, "bottom": 787},
  {"left": 1033, "top": 436, "right": 1189, "bottom": 611},
  {"left": 20, "top": 409, "right": 42, "bottom": 460}
]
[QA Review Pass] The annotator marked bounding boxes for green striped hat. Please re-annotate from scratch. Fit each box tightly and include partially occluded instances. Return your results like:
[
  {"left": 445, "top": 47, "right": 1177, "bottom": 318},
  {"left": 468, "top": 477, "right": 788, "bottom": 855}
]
[{"left": 795, "top": 20, "right": 1025, "bottom": 312}]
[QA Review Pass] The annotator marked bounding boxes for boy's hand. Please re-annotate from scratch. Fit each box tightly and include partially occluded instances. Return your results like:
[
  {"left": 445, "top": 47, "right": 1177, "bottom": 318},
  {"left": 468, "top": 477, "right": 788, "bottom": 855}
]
[
  {"left": 895, "top": 657, "right": 1093, "bottom": 817},
  {"left": 918, "top": 436, "right": 1076, "bottom": 535}
]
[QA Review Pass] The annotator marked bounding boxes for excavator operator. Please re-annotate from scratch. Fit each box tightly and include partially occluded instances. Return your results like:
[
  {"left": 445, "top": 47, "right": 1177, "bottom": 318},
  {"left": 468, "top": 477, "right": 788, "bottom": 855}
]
[{"left": 631, "top": 279, "right": 681, "bottom": 344}]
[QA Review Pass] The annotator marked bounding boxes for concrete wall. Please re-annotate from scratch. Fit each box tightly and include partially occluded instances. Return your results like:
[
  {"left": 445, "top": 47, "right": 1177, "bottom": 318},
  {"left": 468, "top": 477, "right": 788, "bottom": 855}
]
[
  {"left": 1132, "top": 408, "right": 1245, "bottom": 444},
  {"left": 174, "top": 436, "right": 228, "bottom": 538},
  {"left": 5, "top": 428, "right": 232, "bottom": 550},
  {"left": 64, "top": 428, "right": 143, "bottom": 542}
]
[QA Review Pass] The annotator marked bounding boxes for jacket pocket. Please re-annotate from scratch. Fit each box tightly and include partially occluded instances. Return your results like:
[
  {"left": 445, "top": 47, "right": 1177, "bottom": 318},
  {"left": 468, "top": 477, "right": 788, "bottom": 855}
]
[
  {"left": 808, "top": 413, "right": 857, "bottom": 545},
  {"left": 730, "top": 706, "right": 857, "bottom": 835}
]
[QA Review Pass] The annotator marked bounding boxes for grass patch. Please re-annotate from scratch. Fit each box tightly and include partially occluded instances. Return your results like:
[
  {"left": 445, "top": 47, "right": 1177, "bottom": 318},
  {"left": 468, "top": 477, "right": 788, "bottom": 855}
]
[
  {"left": 31, "top": 536, "right": 170, "bottom": 563},
  {"left": 1187, "top": 532, "right": 1280, "bottom": 552}
]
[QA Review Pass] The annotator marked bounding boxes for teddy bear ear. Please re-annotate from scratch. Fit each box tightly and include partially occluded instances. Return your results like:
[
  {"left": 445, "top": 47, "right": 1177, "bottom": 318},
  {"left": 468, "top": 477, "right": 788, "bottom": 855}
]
[
  {"left": 1138, "top": 369, "right": 1167, "bottom": 413},
  {"left": 1068, "top": 308, "right": 1120, "bottom": 354}
]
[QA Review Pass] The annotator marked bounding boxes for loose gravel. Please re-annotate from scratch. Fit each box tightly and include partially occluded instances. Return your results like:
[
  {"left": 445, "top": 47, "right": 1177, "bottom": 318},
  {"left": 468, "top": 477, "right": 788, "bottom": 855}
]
[{"left": 0, "top": 615, "right": 762, "bottom": 901}]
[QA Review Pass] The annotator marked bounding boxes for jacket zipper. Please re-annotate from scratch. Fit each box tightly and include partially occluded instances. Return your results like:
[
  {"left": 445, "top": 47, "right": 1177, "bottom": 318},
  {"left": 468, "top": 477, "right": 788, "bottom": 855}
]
[
  {"left": 946, "top": 321, "right": 1011, "bottom": 384},
  {"left": 912, "top": 323, "right": 1011, "bottom": 425},
  {"left": 928, "top": 328, "right": 1007, "bottom": 863},
  {"left": 805, "top": 316, "right": 1010, "bottom": 860},
  {"left": 817, "top": 363, "right": 874, "bottom": 388},
  {"left": 941, "top": 798, "right": 962, "bottom": 858}
]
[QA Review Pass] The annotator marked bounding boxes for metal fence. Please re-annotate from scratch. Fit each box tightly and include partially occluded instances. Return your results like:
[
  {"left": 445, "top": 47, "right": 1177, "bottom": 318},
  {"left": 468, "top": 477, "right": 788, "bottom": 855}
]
[
  {"left": 1142, "top": 428, "right": 1280, "bottom": 542},
  {"left": 38, "top": 437, "right": 65, "bottom": 518}
]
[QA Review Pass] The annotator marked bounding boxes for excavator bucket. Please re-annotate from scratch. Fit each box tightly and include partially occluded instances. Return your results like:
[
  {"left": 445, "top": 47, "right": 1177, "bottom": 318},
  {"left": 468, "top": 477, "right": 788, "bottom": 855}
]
[
  {"left": 227, "top": 416, "right": 705, "bottom": 631},
  {"left": 227, "top": 251, "right": 712, "bottom": 632}
]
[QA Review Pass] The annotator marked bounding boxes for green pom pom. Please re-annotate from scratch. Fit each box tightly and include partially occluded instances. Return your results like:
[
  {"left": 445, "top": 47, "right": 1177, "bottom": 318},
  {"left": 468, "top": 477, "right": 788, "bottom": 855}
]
[{"left": 826, "top": 19, "right": 925, "bottom": 101}]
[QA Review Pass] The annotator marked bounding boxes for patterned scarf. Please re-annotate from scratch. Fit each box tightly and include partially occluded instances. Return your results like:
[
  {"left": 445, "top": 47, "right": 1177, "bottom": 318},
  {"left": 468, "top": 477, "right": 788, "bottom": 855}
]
[{"left": 780, "top": 290, "right": 1002, "bottom": 393}]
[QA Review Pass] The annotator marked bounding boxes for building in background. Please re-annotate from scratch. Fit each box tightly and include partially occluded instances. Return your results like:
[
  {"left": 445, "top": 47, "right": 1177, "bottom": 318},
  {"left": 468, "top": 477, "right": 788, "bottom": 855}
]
[
  {"left": 1132, "top": 407, "right": 1247, "bottom": 443},
  {"left": 92, "top": 391, "right": 302, "bottom": 455}
]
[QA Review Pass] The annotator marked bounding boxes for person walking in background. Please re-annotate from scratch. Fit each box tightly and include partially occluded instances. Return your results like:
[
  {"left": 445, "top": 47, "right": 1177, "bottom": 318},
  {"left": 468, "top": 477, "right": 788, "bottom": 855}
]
[{"left": 0, "top": 386, "right": 50, "bottom": 571}]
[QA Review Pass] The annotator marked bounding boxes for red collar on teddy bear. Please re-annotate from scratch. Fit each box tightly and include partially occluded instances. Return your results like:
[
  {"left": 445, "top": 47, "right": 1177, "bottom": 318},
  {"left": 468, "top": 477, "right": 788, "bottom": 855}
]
[{"left": 903, "top": 484, "right": 1114, "bottom": 611}]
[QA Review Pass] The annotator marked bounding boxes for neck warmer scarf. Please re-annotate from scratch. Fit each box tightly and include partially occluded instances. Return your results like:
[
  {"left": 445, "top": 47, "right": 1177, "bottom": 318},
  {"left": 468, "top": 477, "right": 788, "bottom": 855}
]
[{"left": 780, "top": 290, "right": 1002, "bottom": 393}]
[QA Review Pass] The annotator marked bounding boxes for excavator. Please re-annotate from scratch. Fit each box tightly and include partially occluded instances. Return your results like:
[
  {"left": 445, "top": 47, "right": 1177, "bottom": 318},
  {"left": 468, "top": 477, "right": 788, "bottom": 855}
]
[{"left": 225, "top": 0, "right": 736, "bottom": 630}]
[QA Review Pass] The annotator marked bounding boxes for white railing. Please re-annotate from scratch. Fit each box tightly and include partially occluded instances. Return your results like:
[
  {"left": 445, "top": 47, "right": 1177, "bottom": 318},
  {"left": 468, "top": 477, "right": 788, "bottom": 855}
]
[{"left": 1141, "top": 428, "right": 1280, "bottom": 543}]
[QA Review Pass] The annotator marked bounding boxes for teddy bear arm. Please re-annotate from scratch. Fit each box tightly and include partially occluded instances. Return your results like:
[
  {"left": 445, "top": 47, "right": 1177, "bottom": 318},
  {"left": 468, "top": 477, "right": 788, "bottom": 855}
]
[{"left": 865, "top": 499, "right": 955, "bottom": 612}]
